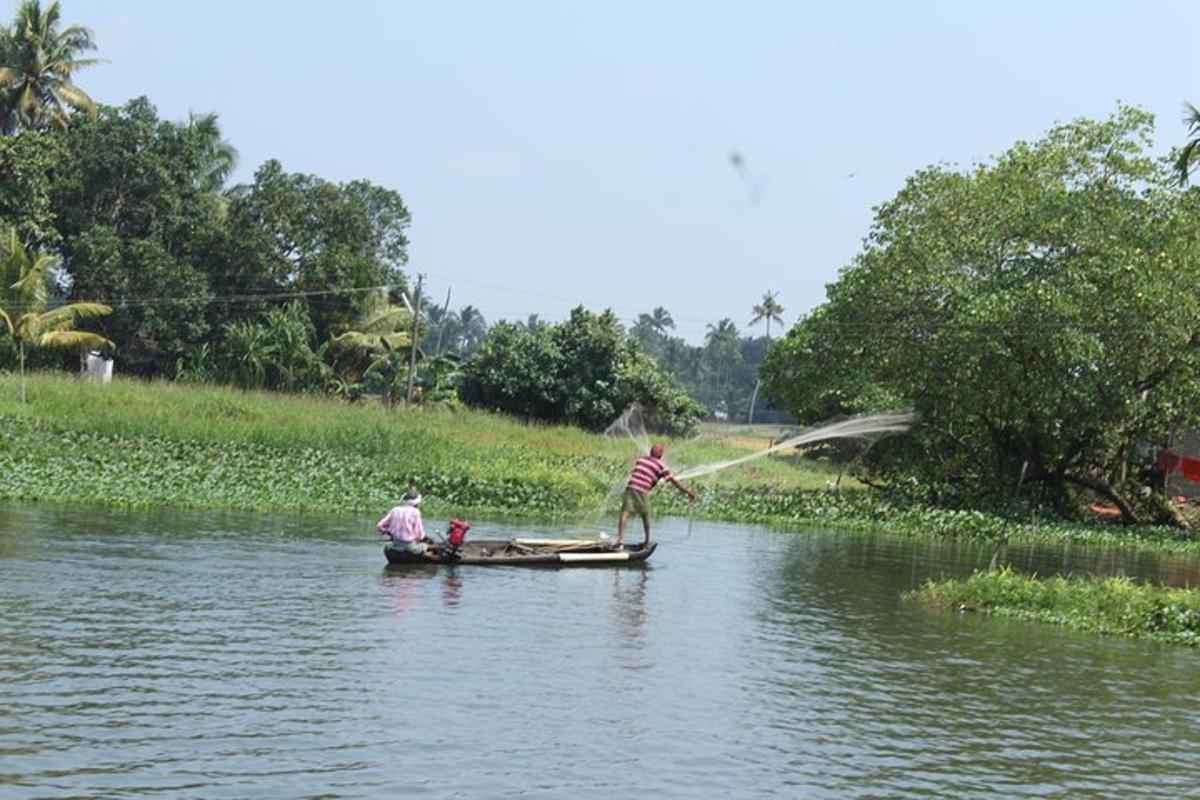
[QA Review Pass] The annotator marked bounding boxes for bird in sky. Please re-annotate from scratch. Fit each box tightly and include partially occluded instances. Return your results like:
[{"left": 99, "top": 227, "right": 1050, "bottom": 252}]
[{"left": 729, "top": 151, "right": 768, "bottom": 204}]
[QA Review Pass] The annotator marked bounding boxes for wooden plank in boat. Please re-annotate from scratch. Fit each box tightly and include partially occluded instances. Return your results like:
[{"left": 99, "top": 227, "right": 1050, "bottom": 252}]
[
  {"left": 511, "top": 538, "right": 605, "bottom": 547},
  {"left": 558, "top": 551, "right": 630, "bottom": 563}
]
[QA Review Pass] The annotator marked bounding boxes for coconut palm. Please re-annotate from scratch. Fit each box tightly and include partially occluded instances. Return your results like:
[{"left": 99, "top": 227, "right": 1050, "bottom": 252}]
[
  {"left": 424, "top": 304, "right": 459, "bottom": 355},
  {"left": 1173, "top": 103, "right": 1200, "bottom": 186},
  {"left": 456, "top": 305, "right": 488, "bottom": 354},
  {"left": 747, "top": 292, "right": 784, "bottom": 424},
  {"left": 705, "top": 317, "right": 739, "bottom": 351},
  {"left": 749, "top": 291, "right": 785, "bottom": 340},
  {"left": 0, "top": 0, "right": 99, "bottom": 135},
  {"left": 637, "top": 306, "right": 675, "bottom": 335},
  {"left": 0, "top": 227, "right": 111, "bottom": 402},
  {"left": 186, "top": 110, "right": 238, "bottom": 192}
]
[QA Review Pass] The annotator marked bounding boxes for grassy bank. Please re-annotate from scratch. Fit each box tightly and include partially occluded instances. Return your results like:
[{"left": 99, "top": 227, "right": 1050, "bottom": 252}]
[
  {"left": 3, "top": 373, "right": 1200, "bottom": 559},
  {"left": 909, "top": 568, "right": 1200, "bottom": 647},
  {"left": 0, "top": 373, "right": 836, "bottom": 520}
]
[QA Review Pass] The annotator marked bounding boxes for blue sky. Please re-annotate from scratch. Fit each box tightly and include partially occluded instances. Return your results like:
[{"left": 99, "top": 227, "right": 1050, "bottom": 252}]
[{"left": 72, "top": 0, "right": 1193, "bottom": 342}]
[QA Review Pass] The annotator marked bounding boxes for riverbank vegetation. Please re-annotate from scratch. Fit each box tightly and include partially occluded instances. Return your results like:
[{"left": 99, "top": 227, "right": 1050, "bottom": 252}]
[
  {"left": 0, "top": 2, "right": 706, "bottom": 435},
  {"left": 0, "top": 373, "right": 824, "bottom": 518},
  {"left": 7, "top": 374, "right": 1200, "bottom": 561},
  {"left": 910, "top": 568, "right": 1200, "bottom": 647},
  {"left": 763, "top": 107, "right": 1200, "bottom": 528}
]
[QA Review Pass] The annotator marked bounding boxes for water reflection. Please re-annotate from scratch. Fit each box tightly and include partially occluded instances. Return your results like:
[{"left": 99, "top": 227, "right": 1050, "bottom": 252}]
[
  {"left": 610, "top": 568, "right": 649, "bottom": 653},
  {"left": 442, "top": 569, "right": 464, "bottom": 608}
]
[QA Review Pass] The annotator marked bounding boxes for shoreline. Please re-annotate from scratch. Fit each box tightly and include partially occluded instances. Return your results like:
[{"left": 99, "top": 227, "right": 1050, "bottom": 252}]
[{"left": 2, "top": 373, "right": 1199, "bottom": 558}]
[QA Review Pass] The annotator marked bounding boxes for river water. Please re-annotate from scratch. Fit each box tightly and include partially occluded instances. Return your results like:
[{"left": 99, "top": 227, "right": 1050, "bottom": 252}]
[{"left": 2, "top": 503, "right": 1199, "bottom": 799}]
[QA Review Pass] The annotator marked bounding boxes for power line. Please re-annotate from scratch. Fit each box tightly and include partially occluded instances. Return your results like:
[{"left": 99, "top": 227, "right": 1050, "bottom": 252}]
[{"left": 9, "top": 282, "right": 408, "bottom": 313}]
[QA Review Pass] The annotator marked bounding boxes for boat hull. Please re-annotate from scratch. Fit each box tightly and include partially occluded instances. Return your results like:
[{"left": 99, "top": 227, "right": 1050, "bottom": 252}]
[{"left": 383, "top": 538, "right": 656, "bottom": 567}]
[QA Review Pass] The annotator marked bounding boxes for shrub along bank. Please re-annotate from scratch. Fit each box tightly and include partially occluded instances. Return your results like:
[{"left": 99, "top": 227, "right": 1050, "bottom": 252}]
[{"left": 909, "top": 568, "right": 1200, "bottom": 647}]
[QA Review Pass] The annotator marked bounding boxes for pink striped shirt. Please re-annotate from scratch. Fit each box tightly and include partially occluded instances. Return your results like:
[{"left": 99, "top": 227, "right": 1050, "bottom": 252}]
[
  {"left": 627, "top": 455, "right": 672, "bottom": 493},
  {"left": 377, "top": 505, "right": 426, "bottom": 543}
]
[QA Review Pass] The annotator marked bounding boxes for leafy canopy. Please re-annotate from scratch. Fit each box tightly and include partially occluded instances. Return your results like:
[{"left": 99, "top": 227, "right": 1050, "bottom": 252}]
[
  {"left": 459, "top": 306, "right": 705, "bottom": 435},
  {"left": 762, "top": 105, "right": 1200, "bottom": 518}
]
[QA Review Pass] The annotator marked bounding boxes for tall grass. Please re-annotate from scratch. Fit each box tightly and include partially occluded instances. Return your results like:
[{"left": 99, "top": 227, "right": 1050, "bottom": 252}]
[
  {"left": 911, "top": 568, "right": 1200, "bottom": 646},
  {"left": 0, "top": 373, "right": 839, "bottom": 518}
]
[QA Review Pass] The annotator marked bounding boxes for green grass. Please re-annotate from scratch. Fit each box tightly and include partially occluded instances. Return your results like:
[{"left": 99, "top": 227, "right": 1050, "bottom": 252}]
[
  {"left": 0, "top": 372, "right": 840, "bottom": 519},
  {"left": 910, "top": 567, "right": 1200, "bottom": 646},
  {"left": 4, "top": 372, "right": 1200, "bottom": 561}
]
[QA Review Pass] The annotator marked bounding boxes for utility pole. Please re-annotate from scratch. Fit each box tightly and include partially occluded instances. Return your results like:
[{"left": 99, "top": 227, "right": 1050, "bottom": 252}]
[{"left": 405, "top": 274, "right": 423, "bottom": 404}]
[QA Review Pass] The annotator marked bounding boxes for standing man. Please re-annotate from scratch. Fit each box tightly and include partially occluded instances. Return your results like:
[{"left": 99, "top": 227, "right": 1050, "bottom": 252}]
[{"left": 616, "top": 443, "right": 697, "bottom": 548}]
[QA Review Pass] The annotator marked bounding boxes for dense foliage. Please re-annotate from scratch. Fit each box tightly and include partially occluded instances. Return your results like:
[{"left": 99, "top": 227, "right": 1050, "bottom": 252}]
[
  {"left": 459, "top": 307, "right": 705, "bottom": 434},
  {"left": 763, "top": 106, "right": 1200, "bottom": 522},
  {"left": 630, "top": 306, "right": 788, "bottom": 422}
]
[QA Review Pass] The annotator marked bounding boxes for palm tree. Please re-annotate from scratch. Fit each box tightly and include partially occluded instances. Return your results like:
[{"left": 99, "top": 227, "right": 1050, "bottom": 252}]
[
  {"left": 456, "top": 305, "right": 488, "bottom": 354},
  {"left": 705, "top": 318, "right": 739, "bottom": 350},
  {"left": 749, "top": 291, "right": 785, "bottom": 340},
  {"left": 747, "top": 291, "right": 784, "bottom": 424},
  {"left": 186, "top": 111, "right": 238, "bottom": 192},
  {"left": 0, "top": 0, "right": 99, "bottom": 135},
  {"left": 1174, "top": 103, "right": 1200, "bottom": 186},
  {"left": 705, "top": 318, "right": 741, "bottom": 413},
  {"left": 637, "top": 306, "right": 675, "bottom": 335},
  {"left": 0, "top": 227, "right": 111, "bottom": 402}
]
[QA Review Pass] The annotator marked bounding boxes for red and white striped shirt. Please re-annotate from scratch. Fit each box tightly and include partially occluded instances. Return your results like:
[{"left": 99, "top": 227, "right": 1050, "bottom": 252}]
[{"left": 626, "top": 455, "right": 672, "bottom": 493}]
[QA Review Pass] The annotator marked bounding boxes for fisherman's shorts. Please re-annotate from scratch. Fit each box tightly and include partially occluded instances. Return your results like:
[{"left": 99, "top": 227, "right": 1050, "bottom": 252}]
[{"left": 621, "top": 487, "right": 650, "bottom": 516}]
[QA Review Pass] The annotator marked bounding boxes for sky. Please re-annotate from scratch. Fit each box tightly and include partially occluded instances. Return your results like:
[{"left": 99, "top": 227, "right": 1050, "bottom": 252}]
[{"left": 68, "top": 0, "right": 1196, "bottom": 342}]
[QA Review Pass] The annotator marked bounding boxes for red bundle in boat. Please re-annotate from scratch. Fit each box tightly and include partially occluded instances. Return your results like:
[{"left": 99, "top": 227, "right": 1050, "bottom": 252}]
[{"left": 447, "top": 518, "right": 471, "bottom": 548}]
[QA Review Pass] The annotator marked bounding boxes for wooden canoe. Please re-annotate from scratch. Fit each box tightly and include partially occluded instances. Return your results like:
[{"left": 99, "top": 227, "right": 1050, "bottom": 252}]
[{"left": 383, "top": 538, "right": 657, "bottom": 567}]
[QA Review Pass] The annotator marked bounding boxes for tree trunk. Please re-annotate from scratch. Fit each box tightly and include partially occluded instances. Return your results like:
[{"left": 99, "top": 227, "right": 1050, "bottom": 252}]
[
  {"left": 1062, "top": 471, "right": 1142, "bottom": 525},
  {"left": 19, "top": 340, "right": 25, "bottom": 405}
]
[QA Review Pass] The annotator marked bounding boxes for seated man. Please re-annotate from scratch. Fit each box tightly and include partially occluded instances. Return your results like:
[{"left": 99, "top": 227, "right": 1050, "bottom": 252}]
[{"left": 377, "top": 490, "right": 433, "bottom": 555}]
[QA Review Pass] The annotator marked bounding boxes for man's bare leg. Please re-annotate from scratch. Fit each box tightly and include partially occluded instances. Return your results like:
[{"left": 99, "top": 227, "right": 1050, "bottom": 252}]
[
  {"left": 640, "top": 512, "right": 652, "bottom": 546},
  {"left": 616, "top": 509, "right": 629, "bottom": 547}
]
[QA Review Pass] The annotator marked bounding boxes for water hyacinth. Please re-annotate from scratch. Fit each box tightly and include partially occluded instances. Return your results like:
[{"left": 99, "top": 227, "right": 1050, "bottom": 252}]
[{"left": 911, "top": 568, "right": 1200, "bottom": 646}]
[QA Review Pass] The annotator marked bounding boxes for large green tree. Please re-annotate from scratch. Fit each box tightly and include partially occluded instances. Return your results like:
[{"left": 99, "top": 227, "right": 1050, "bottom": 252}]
[
  {"left": 50, "top": 98, "right": 221, "bottom": 373},
  {"left": 762, "top": 106, "right": 1200, "bottom": 522},
  {"left": 0, "top": 0, "right": 98, "bottom": 135},
  {"left": 216, "top": 160, "right": 411, "bottom": 342},
  {"left": 460, "top": 307, "right": 705, "bottom": 434},
  {"left": 0, "top": 128, "right": 60, "bottom": 244}
]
